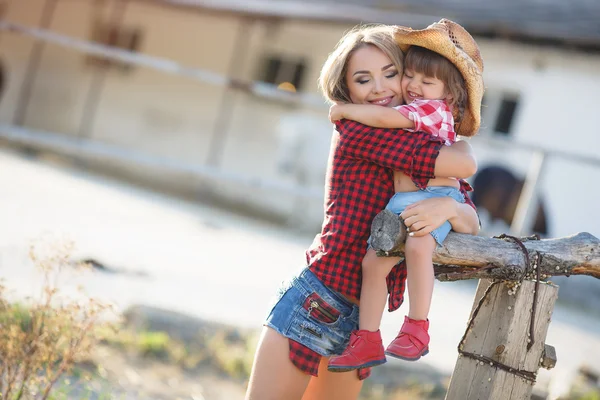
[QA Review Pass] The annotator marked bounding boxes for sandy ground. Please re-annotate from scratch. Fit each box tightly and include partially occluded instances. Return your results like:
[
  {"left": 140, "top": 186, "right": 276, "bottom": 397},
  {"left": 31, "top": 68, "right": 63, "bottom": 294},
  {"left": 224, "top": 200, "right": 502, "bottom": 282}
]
[
  {"left": 1, "top": 148, "right": 599, "bottom": 399},
  {"left": 87, "top": 345, "right": 247, "bottom": 400}
]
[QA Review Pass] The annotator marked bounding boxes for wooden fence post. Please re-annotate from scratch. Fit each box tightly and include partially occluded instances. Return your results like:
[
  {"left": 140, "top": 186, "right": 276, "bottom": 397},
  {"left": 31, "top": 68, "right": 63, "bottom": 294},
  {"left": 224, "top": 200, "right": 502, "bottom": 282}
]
[
  {"left": 370, "top": 210, "right": 597, "bottom": 399},
  {"left": 445, "top": 279, "right": 559, "bottom": 400}
]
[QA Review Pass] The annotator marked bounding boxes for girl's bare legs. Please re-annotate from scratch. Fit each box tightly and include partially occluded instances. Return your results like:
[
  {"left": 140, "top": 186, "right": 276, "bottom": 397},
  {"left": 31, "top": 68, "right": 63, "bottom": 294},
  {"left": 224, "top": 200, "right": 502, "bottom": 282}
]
[
  {"left": 360, "top": 249, "right": 402, "bottom": 330},
  {"left": 245, "top": 327, "right": 310, "bottom": 400},
  {"left": 404, "top": 235, "right": 437, "bottom": 320},
  {"left": 302, "top": 357, "right": 363, "bottom": 400}
]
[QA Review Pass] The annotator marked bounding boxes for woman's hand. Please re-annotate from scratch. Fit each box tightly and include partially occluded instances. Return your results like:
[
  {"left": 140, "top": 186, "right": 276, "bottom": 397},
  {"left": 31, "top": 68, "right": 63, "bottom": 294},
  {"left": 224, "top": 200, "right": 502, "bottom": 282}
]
[
  {"left": 400, "top": 197, "right": 457, "bottom": 236},
  {"left": 400, "top": 196, "right": 479, "bottom": 237}
]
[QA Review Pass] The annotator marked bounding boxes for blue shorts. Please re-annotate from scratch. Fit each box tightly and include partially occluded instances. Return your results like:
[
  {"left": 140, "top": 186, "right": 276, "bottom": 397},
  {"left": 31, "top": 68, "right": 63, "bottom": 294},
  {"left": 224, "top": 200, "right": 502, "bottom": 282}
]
[
  {"left": 264, "top": 268, "right": 359, "bottom": 357},
  {"left": 383, "top": 186, "right": 466, "bottom": 246}
]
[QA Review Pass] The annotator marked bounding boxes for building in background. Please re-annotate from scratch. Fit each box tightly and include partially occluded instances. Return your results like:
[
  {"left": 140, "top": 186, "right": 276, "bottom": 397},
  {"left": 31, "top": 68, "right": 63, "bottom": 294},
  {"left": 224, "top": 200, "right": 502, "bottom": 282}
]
[{"left": 1, "top": 0, "right": 600, "bottom": 242}]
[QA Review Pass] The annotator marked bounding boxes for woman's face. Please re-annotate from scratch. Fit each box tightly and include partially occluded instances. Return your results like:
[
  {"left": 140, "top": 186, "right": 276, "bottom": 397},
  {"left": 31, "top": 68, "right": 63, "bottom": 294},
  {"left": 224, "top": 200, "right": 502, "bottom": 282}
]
[{"left": 345, "top": 45, "right": 403, "bottom": 107}]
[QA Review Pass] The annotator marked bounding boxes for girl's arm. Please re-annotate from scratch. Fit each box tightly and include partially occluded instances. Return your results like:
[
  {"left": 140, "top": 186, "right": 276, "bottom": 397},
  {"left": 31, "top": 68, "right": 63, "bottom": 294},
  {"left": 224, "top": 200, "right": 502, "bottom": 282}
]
[{"left": 330, "top": 104, "right": 413, "bottom": 129}]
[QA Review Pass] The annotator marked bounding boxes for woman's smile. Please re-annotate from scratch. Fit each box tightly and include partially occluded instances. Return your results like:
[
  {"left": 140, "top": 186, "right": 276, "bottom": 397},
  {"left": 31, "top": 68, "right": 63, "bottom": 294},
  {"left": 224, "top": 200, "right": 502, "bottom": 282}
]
[
  {"left": 345, "top": 45, "right": 403, "bottom": 107},
  {"left": 368, "top": 96, "right": 395, "bottom": 106}
]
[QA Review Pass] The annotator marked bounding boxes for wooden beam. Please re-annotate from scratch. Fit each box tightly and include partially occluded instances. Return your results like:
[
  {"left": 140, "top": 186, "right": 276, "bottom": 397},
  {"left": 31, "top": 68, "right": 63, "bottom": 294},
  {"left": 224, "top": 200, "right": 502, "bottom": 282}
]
[
  {"left": 446, "top": 279, "right": 559, "bottom": 399},
  {"left": 371, "top": 209, "right": 600, "bottom": 282}
]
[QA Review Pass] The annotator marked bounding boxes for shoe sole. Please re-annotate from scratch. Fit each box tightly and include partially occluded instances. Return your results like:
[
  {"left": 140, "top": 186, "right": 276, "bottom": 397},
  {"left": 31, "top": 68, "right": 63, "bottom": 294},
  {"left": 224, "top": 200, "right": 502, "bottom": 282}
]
[
  {"left": 327, "top": 358, "right": 387, "bottom": 372},
  {"left": 385, "top": 348, "right": 429, "bottom": 362}
]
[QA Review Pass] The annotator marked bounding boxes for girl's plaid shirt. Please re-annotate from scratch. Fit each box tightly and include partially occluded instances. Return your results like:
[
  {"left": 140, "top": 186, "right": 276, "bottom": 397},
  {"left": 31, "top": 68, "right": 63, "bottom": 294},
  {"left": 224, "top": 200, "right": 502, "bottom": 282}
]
[{"left": 288, "top": 119, "right": 475, "bottom": 380}]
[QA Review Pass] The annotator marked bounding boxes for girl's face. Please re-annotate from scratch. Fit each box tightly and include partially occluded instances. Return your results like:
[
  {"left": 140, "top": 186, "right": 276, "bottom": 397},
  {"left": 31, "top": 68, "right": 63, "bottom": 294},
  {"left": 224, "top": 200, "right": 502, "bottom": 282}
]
[
  {"left": 345, "top": 45, "right": 402, "bottom": 107},
  {"left": 401, "top": 69, "right": 450, "bottom": 104}
]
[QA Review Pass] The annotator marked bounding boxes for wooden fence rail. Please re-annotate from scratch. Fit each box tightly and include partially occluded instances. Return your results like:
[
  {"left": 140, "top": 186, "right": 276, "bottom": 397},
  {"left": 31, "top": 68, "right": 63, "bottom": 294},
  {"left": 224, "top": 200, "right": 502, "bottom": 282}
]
[{"left": 371, "top": 209, "right": 600, "bottom": 400}]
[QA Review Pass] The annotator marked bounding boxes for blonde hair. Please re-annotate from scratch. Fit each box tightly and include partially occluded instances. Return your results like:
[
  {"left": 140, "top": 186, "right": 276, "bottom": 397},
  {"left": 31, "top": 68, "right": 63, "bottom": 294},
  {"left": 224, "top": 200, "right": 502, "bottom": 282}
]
[
  {"left": 404, "top": 46, "right": 468, "bottom": 123},
  {"left": 319, "top": 25, "right": 404, "bottom": 104}
]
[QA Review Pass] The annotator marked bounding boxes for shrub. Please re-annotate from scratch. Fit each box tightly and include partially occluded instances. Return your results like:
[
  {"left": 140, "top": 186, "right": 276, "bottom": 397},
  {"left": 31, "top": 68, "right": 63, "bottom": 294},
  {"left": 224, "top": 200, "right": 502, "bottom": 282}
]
[{"left": 0, "top": 238, "right": 116, "bottom": 399}]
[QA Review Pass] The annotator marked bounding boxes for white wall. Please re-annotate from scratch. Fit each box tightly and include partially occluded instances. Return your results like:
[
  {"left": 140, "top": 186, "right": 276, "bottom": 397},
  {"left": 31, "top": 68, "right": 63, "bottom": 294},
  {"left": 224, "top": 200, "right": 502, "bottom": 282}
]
[{"left": 471, "top": 39, "right": 600, "bottom": 238}]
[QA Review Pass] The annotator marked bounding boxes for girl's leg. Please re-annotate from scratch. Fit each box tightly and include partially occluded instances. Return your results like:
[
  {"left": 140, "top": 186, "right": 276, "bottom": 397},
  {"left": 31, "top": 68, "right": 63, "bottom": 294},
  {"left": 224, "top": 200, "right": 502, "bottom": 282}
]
[
  {"left": 302, "top": 357, "right": 363, "bottom": 400},
  {"left": 328, "top": 249, "right": 401, "bottom": 371},
  {"left": 404, "top": 235, "right": 437, "bottom": 320},
  {"left": 245, "top": 327, "right": 311, "bottom": 400},
  {"left": 360, "top": 248, "right": 402, "bottom": 330},
  {"left": 384, "top": 235, "right": 436, "bottom": 361}
]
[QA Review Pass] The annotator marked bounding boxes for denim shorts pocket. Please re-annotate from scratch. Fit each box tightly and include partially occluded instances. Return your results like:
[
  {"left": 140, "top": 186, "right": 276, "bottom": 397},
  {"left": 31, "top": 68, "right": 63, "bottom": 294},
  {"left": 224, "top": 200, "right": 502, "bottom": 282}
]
[
  {"left": 299, "top": 320, "right": 324, "bottom": 339},
  {"left": 302, "top": 292, "right": 342, "bottom": 325}
]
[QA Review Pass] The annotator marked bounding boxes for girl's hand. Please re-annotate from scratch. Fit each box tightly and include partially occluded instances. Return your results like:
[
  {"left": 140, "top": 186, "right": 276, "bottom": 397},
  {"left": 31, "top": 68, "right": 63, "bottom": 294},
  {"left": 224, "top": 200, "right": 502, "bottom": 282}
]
[
  {"left": 329, "top": 104, "right": 345, "bottom": 123},
  {"left": 400, "top": 196, "right": 458, "bottom": 237}
]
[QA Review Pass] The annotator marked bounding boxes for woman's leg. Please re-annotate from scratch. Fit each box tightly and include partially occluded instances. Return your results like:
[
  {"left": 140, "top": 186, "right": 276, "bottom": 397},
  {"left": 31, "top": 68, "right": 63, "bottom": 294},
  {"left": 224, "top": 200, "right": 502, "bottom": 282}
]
[
  {"left": 360, "top": 249, "right": 402, "bottom": 330},
  {"left": 328, "top": 249, "right": 397, "bottom": 372},
  {"left": 302, "top": 356, "right": 363, "bottom": 400},
  {"left": 245, "top": 327, "right": 311, "bottom": 400},
  {"left": 404, "top": 235, "right": 437, "bottom": 320}
]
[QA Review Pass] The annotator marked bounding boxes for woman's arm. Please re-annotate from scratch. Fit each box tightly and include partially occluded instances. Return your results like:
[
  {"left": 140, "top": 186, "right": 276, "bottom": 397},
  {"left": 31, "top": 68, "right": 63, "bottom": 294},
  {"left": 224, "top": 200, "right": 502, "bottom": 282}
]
[
  {"left": 400, "top": 196, "right": 480, "bottom": 236},
  {"left": 336, "top": 120, "right": 474, "bottom": 187},
  {"left": 435, "top": 141, "right": 477, "bottom": 179},
  {"left": 330, "top": 104, "right": 413, "bottom": 129},
  {"left": 336, "top": 120, "right": 439, "bottom": 187}
]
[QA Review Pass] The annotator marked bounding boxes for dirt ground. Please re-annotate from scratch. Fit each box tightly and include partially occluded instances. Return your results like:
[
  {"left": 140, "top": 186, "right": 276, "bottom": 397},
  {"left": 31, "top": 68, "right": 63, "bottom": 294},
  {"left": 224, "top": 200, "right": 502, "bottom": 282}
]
[
  {"left": 62, "top": 304, "right": 450, "bottom": 400},
  {"left": 84, "top": 344, "right": 247, "bottom": 400}
]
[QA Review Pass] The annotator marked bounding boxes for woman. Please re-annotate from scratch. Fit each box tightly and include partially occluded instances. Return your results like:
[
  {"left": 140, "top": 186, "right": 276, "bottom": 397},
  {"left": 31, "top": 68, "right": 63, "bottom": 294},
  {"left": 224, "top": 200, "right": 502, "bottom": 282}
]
[{"left": 245, "top": 24, "right": 479, "bottom": 400}]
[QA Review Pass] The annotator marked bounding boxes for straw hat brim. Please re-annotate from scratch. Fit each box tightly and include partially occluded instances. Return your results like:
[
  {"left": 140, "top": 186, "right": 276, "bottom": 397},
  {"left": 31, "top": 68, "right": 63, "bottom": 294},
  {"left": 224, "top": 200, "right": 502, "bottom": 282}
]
[{"left": 393, "top": 21, "right": 484, "bottom": 137}]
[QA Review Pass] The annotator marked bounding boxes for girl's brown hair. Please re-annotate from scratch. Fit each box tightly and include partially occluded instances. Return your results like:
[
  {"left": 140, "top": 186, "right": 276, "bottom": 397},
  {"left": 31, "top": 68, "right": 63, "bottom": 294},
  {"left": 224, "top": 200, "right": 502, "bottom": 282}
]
[
  {"left": 319, "top": 25, "right": 404, "bottom": 104},
  {"left": 404, "top": 46, "right": 468, "bottom": 123}
]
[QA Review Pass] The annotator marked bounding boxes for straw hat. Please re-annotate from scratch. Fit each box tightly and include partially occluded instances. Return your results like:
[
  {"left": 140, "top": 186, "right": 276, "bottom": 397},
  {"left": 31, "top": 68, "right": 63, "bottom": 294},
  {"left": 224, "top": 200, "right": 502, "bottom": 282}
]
[{"left": 394, "top": 19, "right": 484, "bottom": 136}]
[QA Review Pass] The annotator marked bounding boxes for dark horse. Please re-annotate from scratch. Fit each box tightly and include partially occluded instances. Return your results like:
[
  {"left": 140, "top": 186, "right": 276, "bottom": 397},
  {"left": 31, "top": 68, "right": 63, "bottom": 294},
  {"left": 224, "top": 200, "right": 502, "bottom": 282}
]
[{"left": 471, "top": 166, "right": 549, "bottom": 236}]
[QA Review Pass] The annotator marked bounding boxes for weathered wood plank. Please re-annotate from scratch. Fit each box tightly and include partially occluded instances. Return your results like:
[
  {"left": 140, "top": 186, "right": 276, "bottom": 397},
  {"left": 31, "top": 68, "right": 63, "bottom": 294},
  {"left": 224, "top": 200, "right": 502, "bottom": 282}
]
[
  {"left": 445, "top": 279, "right": 559, "bottom": 400},
  {"left": 371, "top": 209, "right": 600, "bottom": 281}
]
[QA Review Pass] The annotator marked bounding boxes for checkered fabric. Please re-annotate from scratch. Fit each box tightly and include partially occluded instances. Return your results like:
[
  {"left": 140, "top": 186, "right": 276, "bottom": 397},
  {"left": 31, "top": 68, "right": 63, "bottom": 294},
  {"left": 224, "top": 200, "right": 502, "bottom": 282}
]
[
  {"left": 395, "top": 99, "right": 457, "bottom": 145},
  {"left": 289, "top": 339, "right": 372, "bottom": 379},
  {"left": 288, "top": 119, "right": 475, "bottom": 379}
]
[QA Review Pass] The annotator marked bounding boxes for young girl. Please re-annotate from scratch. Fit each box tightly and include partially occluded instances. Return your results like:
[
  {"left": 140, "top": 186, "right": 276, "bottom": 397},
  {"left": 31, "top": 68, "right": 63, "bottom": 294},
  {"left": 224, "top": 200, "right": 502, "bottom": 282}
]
[{"left": 327, "top": 20, "right": 485, "bottom": 372}]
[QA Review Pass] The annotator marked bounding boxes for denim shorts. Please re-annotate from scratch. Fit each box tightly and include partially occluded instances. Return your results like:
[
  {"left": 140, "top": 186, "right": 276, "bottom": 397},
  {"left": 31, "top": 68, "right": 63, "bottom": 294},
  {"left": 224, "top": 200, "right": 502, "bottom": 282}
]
[
  {"left": 264, "top": 268, "right": 359, "bottom": 357},
  {"left": 383, "top": 186, "right": 466, "bottom": 246}
]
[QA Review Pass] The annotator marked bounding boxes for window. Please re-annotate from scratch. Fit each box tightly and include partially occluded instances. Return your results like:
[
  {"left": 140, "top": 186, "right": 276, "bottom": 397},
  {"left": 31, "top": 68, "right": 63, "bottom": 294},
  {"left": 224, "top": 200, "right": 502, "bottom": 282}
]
[
  {"left": 494, "top": 97, "right": 519, "bottom": 135},
  {"left": 86, "top": 20, "right": 142, "bottom": 73},
  {"left": 481, "top": 92, "right": 520, "bottom": 136},
  {"left": 258, "top": 55, "right": 306, "bottom": 92}
]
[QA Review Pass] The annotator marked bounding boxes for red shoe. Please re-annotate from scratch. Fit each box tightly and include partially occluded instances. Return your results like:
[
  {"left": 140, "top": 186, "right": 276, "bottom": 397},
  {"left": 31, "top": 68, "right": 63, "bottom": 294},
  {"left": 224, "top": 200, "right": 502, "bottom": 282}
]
[
  {"left": 385, "top": 316, "right": 430, "bottom": 361},
  {"left": 328, "top": 329, "right": 386, "bottom": 372}
]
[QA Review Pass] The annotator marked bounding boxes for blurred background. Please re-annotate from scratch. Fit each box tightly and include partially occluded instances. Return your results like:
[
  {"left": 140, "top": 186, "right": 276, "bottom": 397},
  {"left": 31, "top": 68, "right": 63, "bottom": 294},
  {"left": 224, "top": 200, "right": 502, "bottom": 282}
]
[{"left": 0, "top": 0, "right": 599, "bottom": 399}]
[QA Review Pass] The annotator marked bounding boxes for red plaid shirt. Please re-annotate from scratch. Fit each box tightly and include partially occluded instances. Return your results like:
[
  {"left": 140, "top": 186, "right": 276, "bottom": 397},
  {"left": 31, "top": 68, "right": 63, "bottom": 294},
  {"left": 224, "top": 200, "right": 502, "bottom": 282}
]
[
  {"left": 395, "top": 99, "right": 456, "bottom": 145},
  {"left": 289, "top": 119, "right": 475, "bottom": 380}
]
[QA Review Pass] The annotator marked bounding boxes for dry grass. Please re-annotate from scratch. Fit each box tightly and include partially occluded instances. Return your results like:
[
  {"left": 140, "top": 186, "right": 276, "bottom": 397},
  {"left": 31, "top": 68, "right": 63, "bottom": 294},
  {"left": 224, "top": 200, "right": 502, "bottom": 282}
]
[{"left": 0, "top": 238, "right": 116, "bottom": 400}]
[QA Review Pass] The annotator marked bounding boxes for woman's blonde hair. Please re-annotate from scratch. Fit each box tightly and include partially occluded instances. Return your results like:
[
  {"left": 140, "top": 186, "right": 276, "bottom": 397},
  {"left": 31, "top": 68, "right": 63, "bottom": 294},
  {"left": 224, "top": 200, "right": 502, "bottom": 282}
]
[{"left": 319, "top": 25, "right": 404, "bottom": 104}]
